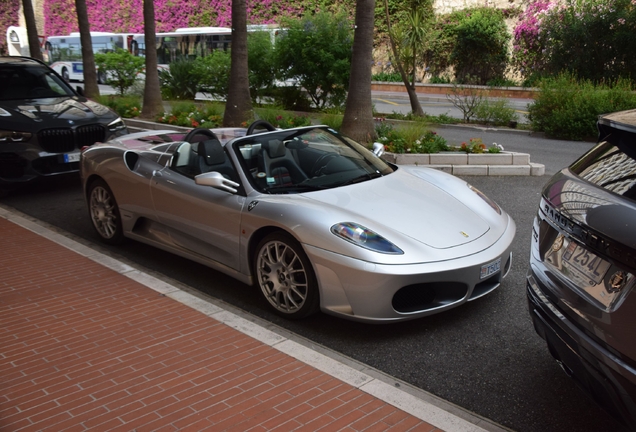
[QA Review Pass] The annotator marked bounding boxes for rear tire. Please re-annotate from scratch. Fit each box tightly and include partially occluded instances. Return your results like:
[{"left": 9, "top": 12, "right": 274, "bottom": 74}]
[
  {"left": 62, "top": 67, "right": 69, "bottom": 81},
  {"left": 254, "top": 232, "right": 319, "bottom": 319},
  {"left": 87, "top": 179, "right": 124, "bottom": 245}
]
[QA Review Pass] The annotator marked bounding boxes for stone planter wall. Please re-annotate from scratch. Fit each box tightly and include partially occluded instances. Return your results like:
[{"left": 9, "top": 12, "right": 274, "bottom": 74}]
[{"left": 382, "top": 151, "right": 545, "bottom": 176}]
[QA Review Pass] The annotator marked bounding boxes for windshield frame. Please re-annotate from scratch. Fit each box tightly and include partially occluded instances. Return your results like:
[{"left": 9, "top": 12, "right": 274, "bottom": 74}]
[{"left": 231, "top": 126, "right": 394, "bottom": 194}]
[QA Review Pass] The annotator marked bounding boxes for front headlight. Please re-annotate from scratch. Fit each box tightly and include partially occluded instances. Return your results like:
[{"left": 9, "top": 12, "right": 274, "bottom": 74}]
[
  {"left": 0, "top": 129, "right": 32, "bottom": 142},
  {"left": 331, "top": 222, "right": 403, "bottom": 254},
  {"left": 107, "top": 117, "right": 126, "bottom": 134},
  {"left": 468, "top": 184, "right": 501, "bottom": 214}
]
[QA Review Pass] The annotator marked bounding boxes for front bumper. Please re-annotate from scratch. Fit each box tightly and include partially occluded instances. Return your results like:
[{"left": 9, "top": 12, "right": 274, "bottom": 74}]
[
  {"left": 527, "top": 270, "right": 636, "bottom": 429},
  {"left": 304, "top": 218, "right": 515, "bottom": 323},
  {"left": 0, "top": 127, "right": 128, "bottom": 186}
]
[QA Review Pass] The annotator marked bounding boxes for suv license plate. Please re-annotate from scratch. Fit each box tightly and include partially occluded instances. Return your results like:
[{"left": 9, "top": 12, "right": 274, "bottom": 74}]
[
  {"left": 562, "top": 241, "right": 610, "bottom": 285},
  {"left": 481, "top": 258, "right": 501, "bottom": 279}
]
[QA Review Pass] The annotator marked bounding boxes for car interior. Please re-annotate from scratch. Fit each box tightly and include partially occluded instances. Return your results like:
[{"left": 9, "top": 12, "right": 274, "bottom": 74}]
[{"left": 0, "top": 65, "right": 69, "bottom": 99}]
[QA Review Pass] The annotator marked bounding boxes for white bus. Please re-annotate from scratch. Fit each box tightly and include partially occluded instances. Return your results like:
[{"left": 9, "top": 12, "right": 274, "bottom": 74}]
[
  {"left": 46, "top": 32, "right": 143, "bottom": 83},
  {"left": 7, "top": 26, "right": 233, "bottom": 82},
  {"left": 153, "top": 27, "right": 232, "bottom": 65}
]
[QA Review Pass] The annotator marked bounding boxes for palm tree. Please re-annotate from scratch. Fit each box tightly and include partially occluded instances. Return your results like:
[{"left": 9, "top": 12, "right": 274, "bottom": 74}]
[
  {"left": 22, "top": 0, "right": 42, "bottom": 61},
  {"left": 223, "top": 0, "right": 252, "bottom": 127},
  {"left": 340, "top": 0, "right": 376, "bottom": 143},
  {"left": 140, "top": 0, "right": 163, "bottom": 119},
  {"left": 75, "top": 0, "right": 99, "bottom": 98},
  {"left": 384, "top": 0, "right": 427, "bottom": 116}
]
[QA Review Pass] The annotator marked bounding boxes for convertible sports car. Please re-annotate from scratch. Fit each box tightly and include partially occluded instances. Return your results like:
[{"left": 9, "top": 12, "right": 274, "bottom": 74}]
[{"left": 80, "top": 121, "right": 516, "bottom": 322}]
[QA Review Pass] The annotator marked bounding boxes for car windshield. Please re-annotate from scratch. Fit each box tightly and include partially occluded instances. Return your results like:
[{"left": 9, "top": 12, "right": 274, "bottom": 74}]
[
  {"left": 233, "top": 126, "right": 394, "bottom": 194},
  {"left": 0, "top": 64, "right": 74, "bottom": 100}
]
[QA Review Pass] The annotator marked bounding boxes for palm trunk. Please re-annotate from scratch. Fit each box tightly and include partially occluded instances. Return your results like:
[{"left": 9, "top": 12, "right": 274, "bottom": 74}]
[
  {"left": 75, "top": 0, "right": 100, "bottom": 99},
  {"left": 340, "top": 0, "right": 376, "bottom": 143},
  {"left": 223, "top": 0, "right": 252, "bottom": 127},
  {"left": 140, "top": 0, "right": 163, "bottom": 119},
  {"left": 22, "top": 0, "right": 42, "bottom": 61}
]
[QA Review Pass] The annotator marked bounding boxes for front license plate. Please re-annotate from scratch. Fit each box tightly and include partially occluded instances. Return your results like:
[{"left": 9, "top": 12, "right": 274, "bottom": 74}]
[
  {"left": 63, "top": 152, "right": 80, "bottom": 163},
  {"left": 480, "top": 258, "right": 501, "bottom": 279},
  {"left": 562, "top": 241, "right": 610, "bottom": 285}
]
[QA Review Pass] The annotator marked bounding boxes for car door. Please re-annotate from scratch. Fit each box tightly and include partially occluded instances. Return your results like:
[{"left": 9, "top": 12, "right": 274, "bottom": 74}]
[{"left": 149, "top": 145, "right": 245, "bottom": 270}]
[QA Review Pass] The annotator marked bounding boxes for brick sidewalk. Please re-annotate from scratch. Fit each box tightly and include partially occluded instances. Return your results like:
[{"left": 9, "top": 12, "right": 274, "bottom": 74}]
[{"left": 0, "top": 217, "right": 443, "bottom": 431}]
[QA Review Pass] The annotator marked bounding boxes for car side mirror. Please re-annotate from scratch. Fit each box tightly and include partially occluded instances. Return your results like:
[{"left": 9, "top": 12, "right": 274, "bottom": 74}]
[
  {"left": 76, "top": 86, "right": 85, "bottom": 97},
  {"left": 372, "top": 142, "right": 385, "bottom": 157},
  {"left": 195, "top": 171, "right": 239, "bottom": 194}
]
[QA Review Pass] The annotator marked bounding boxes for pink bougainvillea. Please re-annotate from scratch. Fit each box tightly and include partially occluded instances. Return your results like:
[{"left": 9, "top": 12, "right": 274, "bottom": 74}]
[{"left": 43, "top": 0, "right": 310, "bottom": 35}]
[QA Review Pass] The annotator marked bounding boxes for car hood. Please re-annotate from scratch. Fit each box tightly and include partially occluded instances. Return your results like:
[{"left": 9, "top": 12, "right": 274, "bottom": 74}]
[
  {"left": 304, "top": 167, "right": 490, "bottom": 249},
  {"left": 0, "top": 96, "right": 118, "bottom": 128}
]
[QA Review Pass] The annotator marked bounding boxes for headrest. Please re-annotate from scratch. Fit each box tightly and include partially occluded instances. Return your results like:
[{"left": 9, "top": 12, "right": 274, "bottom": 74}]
[
  {"left": 198, "top": 139, "right": 225, "bottom": 166},
  {"left": 264, "top": 139, "right": 286, "bottom": 158}
]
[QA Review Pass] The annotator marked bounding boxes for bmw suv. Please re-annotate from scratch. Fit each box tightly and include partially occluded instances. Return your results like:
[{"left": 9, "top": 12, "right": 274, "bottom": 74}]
[
  {"left": 0, "top": 56, "right": 127, "bottom": 188},
  {"left": 528, "top": 109, "right": 636, "bottom": 428}
]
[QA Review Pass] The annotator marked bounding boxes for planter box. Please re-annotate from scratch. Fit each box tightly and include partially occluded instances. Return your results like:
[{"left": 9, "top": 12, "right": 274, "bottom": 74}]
[
  {"left": 386, "top": 151, "right": 519, "bottom": 165},
  {"left": 383, "top": 151, "right": 543, "bottom": 176}
]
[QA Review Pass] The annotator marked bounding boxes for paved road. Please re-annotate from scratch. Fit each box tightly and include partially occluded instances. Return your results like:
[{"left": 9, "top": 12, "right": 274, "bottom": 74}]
[
  {"left": 0, "top": 127, "right": 625, "bottom": 432},
  {"left": 372, "top": 93, "right": 531, "bottom": 124},
  {"left": 96, "top": 83, "right": 532, "bottom": 124}
]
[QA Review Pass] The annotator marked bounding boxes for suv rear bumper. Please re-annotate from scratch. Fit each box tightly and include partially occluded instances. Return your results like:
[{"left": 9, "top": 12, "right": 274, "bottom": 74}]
[{"left": 527, "top": 271, "right": 636, "bottom": 429}]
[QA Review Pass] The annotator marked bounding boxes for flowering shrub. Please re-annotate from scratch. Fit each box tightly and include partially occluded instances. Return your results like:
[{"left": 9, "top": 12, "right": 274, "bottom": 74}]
[
  {"left": 511, "top": 0, "right": 555, "bottom": 78},
  {"left": 450, "top": 138, "right": 502, "bottom": 154},
  {"left": 513, "top": 0, "right": 636, "bottom": 83},
  {"left": 156, "top": 102, "right": 225, "bottom": 128},
  {"left": 375, "top": 122, "right": 449, "bottom": 154}
]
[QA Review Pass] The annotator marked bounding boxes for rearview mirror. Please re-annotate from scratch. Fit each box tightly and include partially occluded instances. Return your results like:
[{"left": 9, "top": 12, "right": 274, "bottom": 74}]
[
  {"left": 195, "top": 171, "right": 239, "bottom": 194},
  {"left": 76, "top": 86, "right": 85, "bottom": 97},
  {"left": 372, "top": 142, "right": 385, "bottom": 157}
]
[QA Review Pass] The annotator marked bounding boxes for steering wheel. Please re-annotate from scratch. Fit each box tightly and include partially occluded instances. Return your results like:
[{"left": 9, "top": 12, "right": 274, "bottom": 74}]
[
  {"left": 310, "top": 153, "right": 339, "bottom": 177},
  {"left": 246, "top": 120, "right": 277, "bottom": 135},
  {"left": 183, "top": 127, "right": 218, "bottom": 143}
]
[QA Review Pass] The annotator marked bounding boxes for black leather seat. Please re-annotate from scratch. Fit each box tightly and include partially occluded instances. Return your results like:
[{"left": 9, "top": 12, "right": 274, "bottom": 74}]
[
  {"left": 197, "top": 139, "right": 238, "bottom": 182},
  {"left": 261, "top": 139, "right": 308, "bottom": 186}
]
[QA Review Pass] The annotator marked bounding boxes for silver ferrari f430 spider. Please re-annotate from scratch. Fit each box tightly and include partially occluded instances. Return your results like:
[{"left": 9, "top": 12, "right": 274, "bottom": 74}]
[{"left": 80, "top": 121, "right": 515, "bottom": 323}]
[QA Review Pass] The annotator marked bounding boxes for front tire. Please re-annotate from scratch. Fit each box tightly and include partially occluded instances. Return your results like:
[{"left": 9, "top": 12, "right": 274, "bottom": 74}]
[
  {"left": 88, "top": 179, "right": 124, "bottom": 245},
  {"left": 254, "top": 232, "right": 319, "bottom": 319},
  {"left": 62, "top": 67, "right": 70, "bottom": 81}
]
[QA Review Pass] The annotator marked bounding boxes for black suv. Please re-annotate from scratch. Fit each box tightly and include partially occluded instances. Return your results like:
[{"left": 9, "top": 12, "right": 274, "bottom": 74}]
[
  {"left": 0, "top": 56, "right": 127, "bottom": 188},
  {"left": 528, "top": 109, "right": 636, "bottom": 428}
]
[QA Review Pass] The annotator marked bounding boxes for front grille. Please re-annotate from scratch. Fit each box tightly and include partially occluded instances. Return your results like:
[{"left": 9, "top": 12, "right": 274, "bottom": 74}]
[
  {"left": 37, "top": 124, "right": 106, "bottom": 153},
  {"left": 77, "top": 124, "right": 107, "bottom": 148},
  {"left": 392, "top": 282, "right": 467, "bottom": 313}
]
